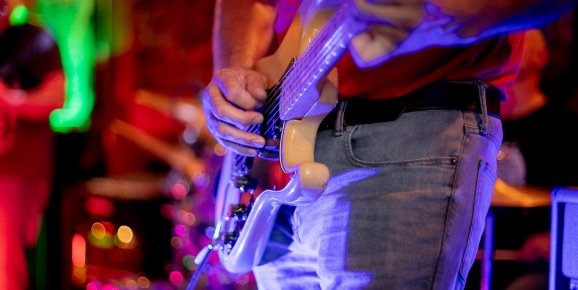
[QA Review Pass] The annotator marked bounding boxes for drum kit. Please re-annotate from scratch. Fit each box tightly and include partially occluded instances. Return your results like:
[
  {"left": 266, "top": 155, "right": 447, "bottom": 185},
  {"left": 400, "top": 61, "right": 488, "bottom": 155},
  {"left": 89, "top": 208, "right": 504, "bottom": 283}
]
[{"left": 92, "top": 88, "right": 256, "bottom": 289}]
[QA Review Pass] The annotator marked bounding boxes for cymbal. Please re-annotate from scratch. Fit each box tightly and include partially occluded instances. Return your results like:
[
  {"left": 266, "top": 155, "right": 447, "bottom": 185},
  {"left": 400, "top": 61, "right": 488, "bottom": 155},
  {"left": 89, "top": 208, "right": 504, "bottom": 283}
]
[
  {"left": 85, "top": 174, "right": 165, "bottom": 200},
  {"left": 134, "top": 89, "right": 216, "bottom": 144},
  {"left": 109, "top": 118, "right": 205, "bottom": 179},
  {"left": 491, "top": 178, "right": 552, "bottom": 208}
]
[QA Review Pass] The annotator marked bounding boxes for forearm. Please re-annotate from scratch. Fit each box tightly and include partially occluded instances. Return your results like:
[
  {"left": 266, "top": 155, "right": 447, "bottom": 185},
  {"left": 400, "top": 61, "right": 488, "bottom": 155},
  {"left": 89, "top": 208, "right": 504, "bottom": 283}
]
[
  {"left": 212, "top": 0, "right": 278, "bottom": 71},
  {"left": 349, "top": 0, "right": 577, "bottom": 67},
  {"left": 437, "top": 0, "right": 577, "bottom": 38}
]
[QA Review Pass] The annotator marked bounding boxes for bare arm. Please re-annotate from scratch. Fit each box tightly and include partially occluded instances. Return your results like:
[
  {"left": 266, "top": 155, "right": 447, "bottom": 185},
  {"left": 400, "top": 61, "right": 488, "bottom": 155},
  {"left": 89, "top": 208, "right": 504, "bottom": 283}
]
[
  {"left": 212, "top": 0, "right": 278, "bottom": 70},
  {"left": 202, "top": 0, "right": 278, "bottom": 155},
  {"left": 348, "top": 0, "right": 578, "bottom": 67},
  {"left": 436, "top": 0, "right": 577, "bottom": 37},
  {"left": 203, "top": 0, "right": 578, "bottom": 155}
]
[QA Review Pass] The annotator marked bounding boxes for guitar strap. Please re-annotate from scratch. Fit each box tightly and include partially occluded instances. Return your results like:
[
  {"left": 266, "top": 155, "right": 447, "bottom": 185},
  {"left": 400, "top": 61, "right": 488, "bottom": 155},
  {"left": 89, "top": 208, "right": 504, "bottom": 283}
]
[{"left": 332, "top": 100, "right": 347, "bottom": 137}]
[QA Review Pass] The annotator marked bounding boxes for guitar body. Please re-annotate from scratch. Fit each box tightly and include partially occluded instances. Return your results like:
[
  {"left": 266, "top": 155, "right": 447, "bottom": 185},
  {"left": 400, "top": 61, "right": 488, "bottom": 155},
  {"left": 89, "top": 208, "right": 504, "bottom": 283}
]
[{"left": 211, "top": 0, "right": 365, "bottom": 274}]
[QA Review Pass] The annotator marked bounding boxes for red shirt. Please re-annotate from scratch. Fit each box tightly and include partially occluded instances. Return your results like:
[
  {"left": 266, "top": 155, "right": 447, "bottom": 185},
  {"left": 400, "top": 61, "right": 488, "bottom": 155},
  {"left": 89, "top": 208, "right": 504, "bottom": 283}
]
[
  {"left": 275, "top": 0, "right": 524, "bottom": 100},
  {"left": 0, "top": 23, "right": 62, "bottom": 178}
]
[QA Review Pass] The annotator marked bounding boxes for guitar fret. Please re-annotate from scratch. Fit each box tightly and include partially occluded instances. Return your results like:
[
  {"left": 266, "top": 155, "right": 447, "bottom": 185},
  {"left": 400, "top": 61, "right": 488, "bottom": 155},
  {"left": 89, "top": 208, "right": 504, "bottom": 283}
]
[
  {"left": 213, "top": 2, "right": 370, "bottom": 275},
  {"left": 279, "top": 5, "right": 363, "bottom": 120}
]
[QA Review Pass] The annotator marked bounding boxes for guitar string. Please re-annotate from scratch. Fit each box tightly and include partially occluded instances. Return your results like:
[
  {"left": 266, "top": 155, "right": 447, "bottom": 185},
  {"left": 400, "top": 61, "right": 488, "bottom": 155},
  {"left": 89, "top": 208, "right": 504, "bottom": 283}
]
[
  {"left": 232, "top": 5, "right": 353, "bottom": 174},
  {"left": 258, "top": 5, "right": 338, "bottom": 118},
  {"left": 275, "top": 8, "right": 347, "bottom": 117},
  {"left": 277, "top": 4, "right": 354, "bottom": 116},
  {"left": 279, "top": 21, "right": 345, "bottom": 115},
  {"left": 218, "top": 6, "right": 358, "bottom": 276},
  {"left": 259, "top": 6, "right": 351, "bottom": 137},
  {"left": 226, "top": 6, "right": 352, "bottom": 248}
]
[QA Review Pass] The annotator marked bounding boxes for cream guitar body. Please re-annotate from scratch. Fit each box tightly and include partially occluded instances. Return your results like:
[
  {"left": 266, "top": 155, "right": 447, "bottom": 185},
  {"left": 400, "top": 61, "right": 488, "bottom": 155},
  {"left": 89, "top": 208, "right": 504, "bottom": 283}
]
[{"left": 196, "top": 0, "right": 367, "bottom": 277}]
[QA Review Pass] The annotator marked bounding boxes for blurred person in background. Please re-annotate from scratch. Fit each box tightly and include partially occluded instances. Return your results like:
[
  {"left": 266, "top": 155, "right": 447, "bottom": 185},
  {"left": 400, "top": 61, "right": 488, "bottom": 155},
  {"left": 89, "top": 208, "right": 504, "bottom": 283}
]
[
  {"left": 498, "top": 26, "right": 578, "bottom": 290},
  {"left": 499, "top": 27, "right": 578, "bottom": 190},
  {"left": 498, "top": 29, "right": 550, "bottom": 187},
  {"left": 497, "top": 28, "right": 551, "bottom": 290},
  {"left": 0, "top": 0, "right": 65, "bottom": 288}
]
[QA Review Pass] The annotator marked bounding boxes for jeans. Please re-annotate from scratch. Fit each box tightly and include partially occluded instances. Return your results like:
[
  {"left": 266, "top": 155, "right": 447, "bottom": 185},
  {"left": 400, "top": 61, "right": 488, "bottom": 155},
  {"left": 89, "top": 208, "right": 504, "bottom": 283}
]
[{"left": 253, "top": 107, "right": 503, "bottom": 289}]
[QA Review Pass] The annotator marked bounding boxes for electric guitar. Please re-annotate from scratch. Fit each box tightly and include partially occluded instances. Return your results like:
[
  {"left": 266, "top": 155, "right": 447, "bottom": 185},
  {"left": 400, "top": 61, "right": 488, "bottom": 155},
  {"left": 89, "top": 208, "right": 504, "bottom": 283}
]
[{"left": 197, "top": 0, "right": 368, "bottom": 276}]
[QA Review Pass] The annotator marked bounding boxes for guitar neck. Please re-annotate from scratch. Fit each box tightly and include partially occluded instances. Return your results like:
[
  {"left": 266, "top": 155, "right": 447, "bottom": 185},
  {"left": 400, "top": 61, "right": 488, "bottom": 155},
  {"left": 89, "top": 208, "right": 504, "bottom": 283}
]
[
  {"left": 278, "top": 2, "right": 366, "bottom": 120},
  {"left": 212, "top": 1, "right": 368, "bottom": 274},
  {"left": 221, "top": 2, "right": 368, "bottom": 192}
]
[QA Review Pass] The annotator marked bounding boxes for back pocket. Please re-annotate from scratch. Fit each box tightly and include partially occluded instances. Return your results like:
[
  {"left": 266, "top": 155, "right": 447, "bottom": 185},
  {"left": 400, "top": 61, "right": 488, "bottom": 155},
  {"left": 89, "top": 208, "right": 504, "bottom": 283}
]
[{"left": 459, "top": 160, "right": 496, "bottom": 278}]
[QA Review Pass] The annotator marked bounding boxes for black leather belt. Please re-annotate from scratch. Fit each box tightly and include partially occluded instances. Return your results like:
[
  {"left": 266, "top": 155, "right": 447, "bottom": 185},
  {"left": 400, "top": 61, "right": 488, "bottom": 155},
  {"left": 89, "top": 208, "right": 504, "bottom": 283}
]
[{"left": 319, "top": 81, "right": 503, "bottom": 130}]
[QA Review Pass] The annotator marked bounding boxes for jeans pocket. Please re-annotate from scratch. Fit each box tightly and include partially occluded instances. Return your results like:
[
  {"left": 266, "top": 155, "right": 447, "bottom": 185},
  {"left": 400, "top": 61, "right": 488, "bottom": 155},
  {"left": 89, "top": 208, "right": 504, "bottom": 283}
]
[{"left": 459, "top": 160, "right": 496, "bottom": 279}]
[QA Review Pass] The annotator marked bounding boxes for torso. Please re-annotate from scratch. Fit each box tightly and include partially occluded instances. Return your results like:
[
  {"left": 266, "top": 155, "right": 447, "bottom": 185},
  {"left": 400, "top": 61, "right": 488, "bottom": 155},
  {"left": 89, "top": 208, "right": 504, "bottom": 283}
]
[{"left": 274, "top": 0, "right": 524, "bottom": 100}]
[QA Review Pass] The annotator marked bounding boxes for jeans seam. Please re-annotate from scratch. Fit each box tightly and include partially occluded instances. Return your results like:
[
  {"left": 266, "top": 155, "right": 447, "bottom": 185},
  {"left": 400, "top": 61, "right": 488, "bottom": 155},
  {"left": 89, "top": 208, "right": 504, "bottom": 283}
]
[{"left": 343, "top": 124, "right": 458, "bottom": 167}]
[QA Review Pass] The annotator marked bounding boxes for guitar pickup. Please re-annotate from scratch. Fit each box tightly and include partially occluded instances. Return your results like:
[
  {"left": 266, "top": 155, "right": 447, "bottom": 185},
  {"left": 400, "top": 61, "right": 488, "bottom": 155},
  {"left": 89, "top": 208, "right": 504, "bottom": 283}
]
[
  {"left": 228, "top": 204, "right": 249, "bottom": 221},
  {"left": 234, "top": 175, "right": 258, "bottom": 192}
]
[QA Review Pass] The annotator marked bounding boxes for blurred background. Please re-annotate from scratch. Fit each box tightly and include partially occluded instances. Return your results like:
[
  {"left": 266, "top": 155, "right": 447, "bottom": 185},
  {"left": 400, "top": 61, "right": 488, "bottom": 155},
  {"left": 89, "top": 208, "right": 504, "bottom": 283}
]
[{"left": 2, "top": 0, "right": 578, "bottom": 289}]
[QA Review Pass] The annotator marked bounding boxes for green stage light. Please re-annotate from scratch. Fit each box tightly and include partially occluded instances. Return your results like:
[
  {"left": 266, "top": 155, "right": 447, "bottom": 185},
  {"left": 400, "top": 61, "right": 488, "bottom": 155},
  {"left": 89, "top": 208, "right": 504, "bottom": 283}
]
[
  {"left": 9, "top": 4, "right": 28, "bottom": 25},
  {"left": 36, "top": 0, "right": 96, "bottom": 133}
]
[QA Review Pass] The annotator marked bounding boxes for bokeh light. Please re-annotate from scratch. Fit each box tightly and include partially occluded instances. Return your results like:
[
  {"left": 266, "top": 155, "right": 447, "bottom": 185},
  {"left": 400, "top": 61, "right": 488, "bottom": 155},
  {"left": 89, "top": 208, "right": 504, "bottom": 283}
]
[
  {"left": 182, "top": 255, "right": 196, "bottom": 270},
  {"left": 9, "top": 5, "right": 28, "bottom": 25},
  {"left": 174, "top": 224, "right": 187, "bottom": 237},
  {"left": 86, "top": 282, "right": 99, "bottom": 290},
  {"left": 176, "top": 210, "right": 196, "bottom": 226},
  {"left": 102, "top": 284, "right": 120, "bottom": 290},
  {"left": 72, "top": 266, "right": 87, "bottom": 284},
  {"left": 116, "top": 225, "right": 133, "bottom": 243},
  {"left": 170, "top": 237, "right": 183, "bottom": 249},
  {"left": 71, "top": 234, "right": 86, "bottom": 268},
  {"left": 122, "top": 278, "right": 138, "bottom": 289},
  {"left": 114, "top": 225, "right": 134, "bottom": 248},
  {"left": 136, "top": 276, "right": 150, "bottom": 288},
  {"left": 192, "top": 173, "right": 209, "bottom": 189},
  {"left": 88, "top": 222, "right": 115, "bottom": 248},
  {"left": 91, "top": 222, "right": 106, "bottom": 239},
  {"left": 85, "top": 197, "right": 115, "bottom": 217},
  {"left": 171, "top": 182, "right": 188, "bottom": 200},
  {"left": 169, "top": 271, "right": 184, "bottom": 286}
]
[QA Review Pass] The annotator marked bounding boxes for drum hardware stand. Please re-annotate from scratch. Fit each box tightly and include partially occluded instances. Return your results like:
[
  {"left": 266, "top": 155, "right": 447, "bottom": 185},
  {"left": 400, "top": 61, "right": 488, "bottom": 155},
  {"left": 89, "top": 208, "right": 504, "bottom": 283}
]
[{"left": 186, "top": 242, "right": 220, "bottom": 290}]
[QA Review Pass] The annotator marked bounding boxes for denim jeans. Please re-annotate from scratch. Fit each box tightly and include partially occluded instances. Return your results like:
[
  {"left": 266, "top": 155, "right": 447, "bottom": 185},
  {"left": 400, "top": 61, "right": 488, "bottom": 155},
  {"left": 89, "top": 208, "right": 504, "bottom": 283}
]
[{"left": 253, "top": 107, "right": 503, "bottom": 289}]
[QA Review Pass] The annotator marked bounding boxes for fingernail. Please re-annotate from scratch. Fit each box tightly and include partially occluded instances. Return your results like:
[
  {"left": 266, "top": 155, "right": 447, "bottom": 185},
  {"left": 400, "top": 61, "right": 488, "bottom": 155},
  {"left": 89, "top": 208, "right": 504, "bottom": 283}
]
[
  {"left": 252, "top": 116, "right": 263, "bottom": 124},
  {"left": 252, "top": 139, "right": 265, "bottom": 147}
]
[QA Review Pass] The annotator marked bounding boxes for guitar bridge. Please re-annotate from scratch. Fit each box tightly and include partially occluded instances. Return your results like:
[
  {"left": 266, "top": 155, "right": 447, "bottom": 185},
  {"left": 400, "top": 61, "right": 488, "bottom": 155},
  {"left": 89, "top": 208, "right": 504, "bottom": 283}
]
[
  {"left": 222, "top": 201, "right": 253, "bottom": 254},
  {"left": 229, "top": 204, "right": 250, "bottom": 221}
]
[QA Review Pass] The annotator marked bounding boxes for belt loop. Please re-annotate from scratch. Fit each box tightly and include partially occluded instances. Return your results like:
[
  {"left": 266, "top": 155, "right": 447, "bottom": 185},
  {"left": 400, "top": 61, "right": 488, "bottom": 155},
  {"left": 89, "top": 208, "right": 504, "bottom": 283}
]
[
  {"left": 333, "top": 100, "right": 347, "bottom": 136},
  {"left": 475, "top": 80, "right": 488, "bottom": 136}
]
